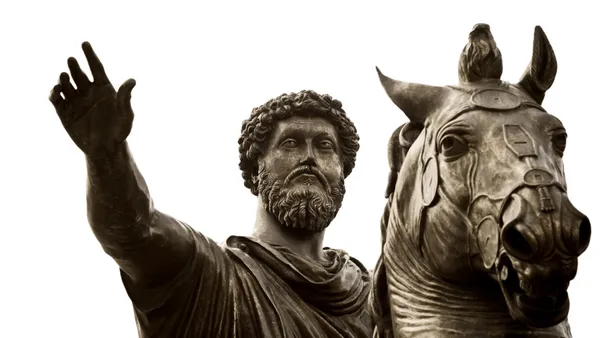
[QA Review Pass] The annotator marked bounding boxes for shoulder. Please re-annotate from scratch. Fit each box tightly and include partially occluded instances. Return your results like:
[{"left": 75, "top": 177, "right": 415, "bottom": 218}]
[{"left": 324, "top": 247, "right": 371, "bottom": 277}]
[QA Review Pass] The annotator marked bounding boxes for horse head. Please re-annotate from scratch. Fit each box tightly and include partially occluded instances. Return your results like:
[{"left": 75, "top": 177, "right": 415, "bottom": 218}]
[{"left": 373, "top": 24, "right": 590, "bottom": 336}]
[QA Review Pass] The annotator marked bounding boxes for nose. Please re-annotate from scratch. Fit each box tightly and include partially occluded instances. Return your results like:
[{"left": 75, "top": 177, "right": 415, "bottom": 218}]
[
  {"left": 299, "top": 144, "right": 316, "bottom": 166},
  {"left": 501, "top": 220, "right": 537, "bottom": 261},
  {"left": 573, "top": 215, "right": 592, "bottom": 255},
  {"left": 500, "top": 190, "right": 592, "bottom": 261}
]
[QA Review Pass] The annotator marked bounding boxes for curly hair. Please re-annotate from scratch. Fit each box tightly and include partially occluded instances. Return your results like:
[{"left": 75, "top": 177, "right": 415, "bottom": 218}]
[{"left": 238, "top": 90, "right": 360, "bottom": 195}]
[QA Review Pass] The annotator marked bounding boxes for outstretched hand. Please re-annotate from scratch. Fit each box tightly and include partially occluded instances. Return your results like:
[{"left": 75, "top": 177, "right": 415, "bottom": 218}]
[{"left": 49, "top": 42, "right": 136, "bottom": 158}]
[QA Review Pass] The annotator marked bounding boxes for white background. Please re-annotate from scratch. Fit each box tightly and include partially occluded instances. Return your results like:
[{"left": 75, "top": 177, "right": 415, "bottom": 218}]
[{"left": 1, "top": 1, "right": 598, "bottom": 337}]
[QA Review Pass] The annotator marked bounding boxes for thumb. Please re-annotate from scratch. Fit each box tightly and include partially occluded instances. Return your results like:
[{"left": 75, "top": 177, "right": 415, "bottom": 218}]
[{"left": 117, "top": 78, "right": 136, "bottom": 115}]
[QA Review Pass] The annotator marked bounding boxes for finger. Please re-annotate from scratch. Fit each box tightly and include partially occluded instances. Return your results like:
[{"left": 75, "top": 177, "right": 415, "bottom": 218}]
[
  {"left": 49, "top": 84, "right": 72, "bottom": 124},
  {"left": 49, "top": 84, "right": 66, "bottom": 111},
  {"left": 59, "top": 72, "right": 77, "bottom": 100},
  {"left": 67, "top": 57, "right": 91, "bottom": 91},
  {"left": 117, "top": 78, "right": 137, "bottom": 115},
  {"left": 81, "top": 41, "right": 110, "bottom": 84}
]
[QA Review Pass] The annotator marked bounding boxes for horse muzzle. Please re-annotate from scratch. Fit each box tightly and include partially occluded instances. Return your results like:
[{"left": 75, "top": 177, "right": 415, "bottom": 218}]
[
  {"left": 495, "top": 250, "right": 571, "bottom": 328},
  {"left": 493, "top": 186, "right": 591, "bottom": 327},
  {"left": 500, "top": 186, "right": 590, "bottom": 261}
]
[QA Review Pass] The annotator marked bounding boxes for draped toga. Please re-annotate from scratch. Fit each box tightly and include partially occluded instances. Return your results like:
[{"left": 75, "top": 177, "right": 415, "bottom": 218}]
[{"left": 119, "top": 223, "right": 374, "bottom": 337}]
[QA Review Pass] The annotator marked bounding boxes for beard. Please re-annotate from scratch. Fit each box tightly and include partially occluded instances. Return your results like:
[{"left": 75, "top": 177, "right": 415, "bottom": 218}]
[{"left": 257, "top": 166, "right": 346, "bottom": 233}]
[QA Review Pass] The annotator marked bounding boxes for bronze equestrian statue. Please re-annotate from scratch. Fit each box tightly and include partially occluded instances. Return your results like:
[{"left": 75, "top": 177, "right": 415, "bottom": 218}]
[
  {"left": 370, "top": 24, "right": 591, "bottom": 337},
  {"left": 48, "top": 43, "right": 374, "bottom": 337}
]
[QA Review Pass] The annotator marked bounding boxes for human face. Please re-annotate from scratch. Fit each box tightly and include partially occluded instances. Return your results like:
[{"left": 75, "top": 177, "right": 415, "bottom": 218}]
[{"left": 257, "top": 116, "right": 345, "bottom": 232}]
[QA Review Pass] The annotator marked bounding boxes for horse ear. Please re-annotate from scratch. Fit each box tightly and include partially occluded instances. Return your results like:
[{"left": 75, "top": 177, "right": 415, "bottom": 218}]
[
  {"left": 518, "top": 26, "right": 558, "bottom": 104},
  {"left": 385, "top": 122, "right": 424, "bottom": 198},
  {"left": 376, "top": 67, "right": 449, "bottom": 123}
]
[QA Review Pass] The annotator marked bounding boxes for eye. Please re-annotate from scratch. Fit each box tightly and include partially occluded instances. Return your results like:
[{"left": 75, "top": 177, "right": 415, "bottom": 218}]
[
  {"left": 319, "top": 140, "right": 334, "bottom": 149},
  {"left": 280, "top": 139, "right": 298, "bottom": 148},
  {"left": 552, "top": 131, "right": 567, "bottom": 156},
  {"left": 440, "top": 135, "right": 469, "bottom": 161}
]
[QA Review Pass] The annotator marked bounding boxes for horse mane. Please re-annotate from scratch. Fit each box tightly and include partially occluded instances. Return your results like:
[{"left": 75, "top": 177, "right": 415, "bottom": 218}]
[{"left": 370, "top": 122, "right": 422, "bottom": 337}]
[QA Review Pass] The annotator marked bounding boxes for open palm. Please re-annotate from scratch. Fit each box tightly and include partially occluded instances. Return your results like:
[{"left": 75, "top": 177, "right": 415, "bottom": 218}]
[{"left": 49, "top": 42, "right": 136, "bottom": 158}]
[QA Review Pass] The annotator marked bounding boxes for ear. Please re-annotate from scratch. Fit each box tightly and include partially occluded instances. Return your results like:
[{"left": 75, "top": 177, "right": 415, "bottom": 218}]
[
  {"left": 376, "top": 67, "right": 449, "bottom": 123},
  {"left": 518, "top": 26, "right": 558, "bottom": 104},
  {"left": 385, "top": 121, "right": 424, "bottom": 198}
]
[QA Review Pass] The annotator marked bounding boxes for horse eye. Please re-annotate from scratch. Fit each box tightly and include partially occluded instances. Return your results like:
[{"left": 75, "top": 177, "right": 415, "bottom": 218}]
[
  {"left": 552, "top": 132, "right": 567, "bottom": 155},
  {"left": 440, "top": 135, "right": 468, "bottom": 160}
]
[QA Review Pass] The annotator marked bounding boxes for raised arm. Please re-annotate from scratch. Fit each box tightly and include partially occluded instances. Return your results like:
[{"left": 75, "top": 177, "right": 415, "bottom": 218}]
[
  {"left": 49, "top": 42, "right": 195, "bottom": 286},
  {"left": 85, "top": 142, "right": 195, "bottom": 285}
]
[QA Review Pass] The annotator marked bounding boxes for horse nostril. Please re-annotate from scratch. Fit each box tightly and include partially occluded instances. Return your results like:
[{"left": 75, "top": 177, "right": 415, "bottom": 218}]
[
  {"left": 501, "top": 223, "right": 537, "bottom": 261},
  {"left": 576, "top": 216, "right": 591, "bottom": 255}
]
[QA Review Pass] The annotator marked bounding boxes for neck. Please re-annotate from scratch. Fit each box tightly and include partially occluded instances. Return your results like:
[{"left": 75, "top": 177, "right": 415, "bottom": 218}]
[
  {"left": 383, "top": 220, "right": 571, "bottom": 338},
  {"left": 252, "top": 199, "right": 326, "bottom": 261}
]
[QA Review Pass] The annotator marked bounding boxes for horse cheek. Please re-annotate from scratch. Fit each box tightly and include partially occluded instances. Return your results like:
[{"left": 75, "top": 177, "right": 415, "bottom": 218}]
[
  {"left": 438, "top": 157, "right": 473, "bottom": 209},
  {"left": 422, "top": 201, "right": 475, "bottom": 280}
]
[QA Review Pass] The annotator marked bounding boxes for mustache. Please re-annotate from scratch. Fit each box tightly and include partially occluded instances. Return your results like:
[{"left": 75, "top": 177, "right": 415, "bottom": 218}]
[{"left": 283, "top": 166, "right": 331, "bottom": 193}]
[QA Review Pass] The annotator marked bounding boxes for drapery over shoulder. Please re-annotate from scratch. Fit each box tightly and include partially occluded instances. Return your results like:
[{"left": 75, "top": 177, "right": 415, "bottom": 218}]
[{"left": 120, "top": 223, "right": 374, "bottom": 338}]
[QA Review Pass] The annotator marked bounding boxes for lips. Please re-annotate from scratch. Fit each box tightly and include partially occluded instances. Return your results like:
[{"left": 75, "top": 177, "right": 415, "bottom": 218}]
[
  {"left": 496, "top": 256, "right": 570, "bottom": 328},
  {"left": 284, "top": 166, "right": 330, "bottom": 191},
  {"left": 516, "top": 292, "right": 568, "bottom": 313},
  {"left": 294, "top": 173, "right": 321, "bottom": 186}
]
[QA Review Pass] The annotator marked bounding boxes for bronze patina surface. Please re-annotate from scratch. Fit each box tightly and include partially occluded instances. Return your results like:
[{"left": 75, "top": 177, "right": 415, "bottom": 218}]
[
  {"left": 49, "top": 43, "right": 373, "bottom": 337},
  {"left": 371, "top": 24, "right": 591, "bottom": 338}
]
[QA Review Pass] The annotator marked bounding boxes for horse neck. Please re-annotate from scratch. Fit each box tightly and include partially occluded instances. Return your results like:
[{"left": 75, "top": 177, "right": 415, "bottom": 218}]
[{"left": 382, "top": 198, "right": 571, "bottom": 338}]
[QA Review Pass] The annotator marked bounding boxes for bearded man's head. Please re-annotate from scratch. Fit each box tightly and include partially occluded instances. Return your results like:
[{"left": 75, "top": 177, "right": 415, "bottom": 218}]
[{"left": 238, "top": 90, "right": 360, "bottom": 232}]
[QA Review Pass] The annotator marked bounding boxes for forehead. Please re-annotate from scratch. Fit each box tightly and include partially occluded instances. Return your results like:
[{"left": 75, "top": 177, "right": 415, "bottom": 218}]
[
  {"left": 271, "top": 115, "right": 337, "bottom": 137},
  {"left": 442, "top": 107, "right": 564, "bottom": 132}
]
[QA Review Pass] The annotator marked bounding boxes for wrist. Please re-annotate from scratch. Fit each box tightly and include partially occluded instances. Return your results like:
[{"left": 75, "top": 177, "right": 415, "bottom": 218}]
[{"left": 85, "top": 141, "right": 130, "bottom": 175}]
